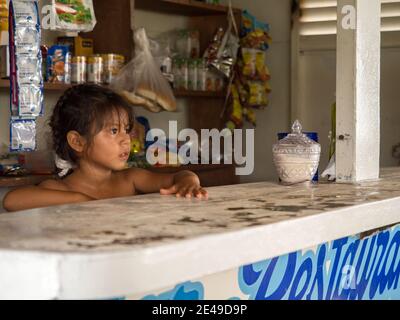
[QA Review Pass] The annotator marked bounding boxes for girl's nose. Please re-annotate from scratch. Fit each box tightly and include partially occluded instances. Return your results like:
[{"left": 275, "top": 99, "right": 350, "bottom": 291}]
[{"left": 121, "top": 133, "right": 131, "bottom": 146}]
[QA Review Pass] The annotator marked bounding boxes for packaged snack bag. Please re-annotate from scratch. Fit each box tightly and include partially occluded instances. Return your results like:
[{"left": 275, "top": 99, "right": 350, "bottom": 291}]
[
  {"left": 204, "top": 6, "right": 240, "bottom": 79},
  {"left": 9, "top": 117, "right": 36, "bottom": 152},
  {"left": 241, "top": 48, "right": 270, "bottom": 81},
  {"left": 247, "top": 81, "right": 269, "bottom": 107},
  {"left": 224, "top": 9, "right": 272, "bottom": 129}
]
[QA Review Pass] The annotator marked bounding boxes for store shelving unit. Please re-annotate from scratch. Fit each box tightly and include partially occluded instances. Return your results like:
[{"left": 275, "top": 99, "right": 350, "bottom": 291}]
[
  {"left": 1, "top": 0, "right": 242, "bottom": 188},
  {"left": 0, "top": 80, "right": 227, "bottom": 98}
]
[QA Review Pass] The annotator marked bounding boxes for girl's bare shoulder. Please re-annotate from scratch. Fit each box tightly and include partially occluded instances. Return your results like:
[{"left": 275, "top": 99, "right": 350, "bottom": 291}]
[{"left": 38, "top": 178, "right": 70, "bottom": 191}]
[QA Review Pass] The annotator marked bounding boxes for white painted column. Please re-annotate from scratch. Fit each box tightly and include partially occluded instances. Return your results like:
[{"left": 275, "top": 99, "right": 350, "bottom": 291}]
[{"left": 336, "top": 0, "right": 381, "bottom": 183}]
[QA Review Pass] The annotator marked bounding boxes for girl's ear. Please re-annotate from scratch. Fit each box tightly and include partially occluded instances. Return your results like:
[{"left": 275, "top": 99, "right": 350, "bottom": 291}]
[{"left": 67, "top": 131, "right": 86, "bottom": 153}]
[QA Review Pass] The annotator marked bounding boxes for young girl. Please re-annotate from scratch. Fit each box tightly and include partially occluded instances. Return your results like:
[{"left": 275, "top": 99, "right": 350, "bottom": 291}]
[{"left": 3, "top": 84, "right": 208, "bottom": 212}]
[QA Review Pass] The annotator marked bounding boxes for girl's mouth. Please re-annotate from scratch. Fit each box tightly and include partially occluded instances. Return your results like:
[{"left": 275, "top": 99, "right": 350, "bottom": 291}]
[{"left": 119, "top": 151, "right": 130, "bottom": 161}]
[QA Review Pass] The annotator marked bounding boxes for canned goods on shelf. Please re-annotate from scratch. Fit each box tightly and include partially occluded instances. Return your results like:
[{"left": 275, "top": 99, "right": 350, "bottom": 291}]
[
  {"left": 102, "top": 54, "right": 125, "bottom": 84},
  {"left": 87, "top": 54, "right": 103, "bottom": 84},
  {"left": 71, "top": 56, "right": 86, "bottom": 84}
]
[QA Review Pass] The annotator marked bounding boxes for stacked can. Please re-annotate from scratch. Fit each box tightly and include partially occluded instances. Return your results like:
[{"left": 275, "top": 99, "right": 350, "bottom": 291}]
[
  {"left": 102, "top": 54, "right": 125, "bottom": 84},
  {"left": 71, "top": 56, "right": 86, "bottom": 84},
  {"left": 70, "top": 53, "right": 125, "bottom": 85},
  {"left": 87, "top": 54, "right": 103, "bottom": 84}
]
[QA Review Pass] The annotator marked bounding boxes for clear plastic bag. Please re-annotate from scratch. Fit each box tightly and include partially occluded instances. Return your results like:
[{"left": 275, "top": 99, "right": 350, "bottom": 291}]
[{"left": 112, "top": 28, "right": 177, "bottom": 112}]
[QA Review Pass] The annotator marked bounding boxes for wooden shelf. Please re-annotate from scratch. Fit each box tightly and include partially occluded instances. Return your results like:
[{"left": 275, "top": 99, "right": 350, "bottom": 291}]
[
  {"left": 0, "top": 80, "right": 227, "bottom": 99},
  {"left": 0, "top": 80, "right": 73, "bottom": 91},
  {"left": 135, "top": 0, "right": 241, "bottom": 16},
  {"left": 173, "top": 89, "right": 226, "bottom": 98}
]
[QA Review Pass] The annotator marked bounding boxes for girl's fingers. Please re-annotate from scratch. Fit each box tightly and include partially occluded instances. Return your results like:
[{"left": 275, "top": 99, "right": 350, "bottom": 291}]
[
  {"left": 200, "top": 188, "right": 209, "bottom": 199},
  {"left": 172, "top": 185, "right": 208, "bottom": 200},
  {"left": 185, "top": 187, "right": 196, "bottom": 198},
  {"left": 194, "top": 189, "right": 203, "bottom": 199}
]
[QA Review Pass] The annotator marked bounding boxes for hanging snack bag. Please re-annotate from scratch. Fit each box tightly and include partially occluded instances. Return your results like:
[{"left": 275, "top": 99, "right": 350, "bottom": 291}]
[
  {"left": 204, "top": 27, "right": 225, "bottom": 64},
  {"left": 51, "top": 0, "right": 96, "bottom": 33},
  {"left": 111, "top": 28, "right": 177, "bottom": 112},
  {"left": 9, "top": 0, "right": 43, "bottom": 117},
  {"left": 247, "top": 81, "right": 269, "bottom": 107},
  {"left": 204, "top": 6, "right": 240, "bottom": 79},
  {"left": 242, "top": 48, "right": 270, "bottom": 81},
  {"left": 9, "top": 117, "right": 36, "bottom": 152}
]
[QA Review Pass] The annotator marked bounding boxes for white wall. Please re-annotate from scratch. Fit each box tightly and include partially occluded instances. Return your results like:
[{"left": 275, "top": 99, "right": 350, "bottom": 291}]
[
  {"left": 296, "top": 39, "right": 400, "bottom": 171},
  {"left": 380, "top": 47, "right": 400, "bottom": 167},
  {"left": 296, "top": 49, "right": 336, "bottom": 172}
]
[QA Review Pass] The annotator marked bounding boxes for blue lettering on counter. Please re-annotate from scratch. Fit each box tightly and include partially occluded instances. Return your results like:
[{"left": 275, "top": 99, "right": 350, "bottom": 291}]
[
  {"left": 142, "top": 281, "right": 204, "bottom": 300},
  {"left": 239, "top": 226, "right": 400, "bottom": 300}
]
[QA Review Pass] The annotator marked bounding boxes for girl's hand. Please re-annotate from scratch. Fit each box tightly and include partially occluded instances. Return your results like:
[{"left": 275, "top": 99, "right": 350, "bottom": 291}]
[{"left": 160, "top": 174, "right": 208, "bottom": 199}]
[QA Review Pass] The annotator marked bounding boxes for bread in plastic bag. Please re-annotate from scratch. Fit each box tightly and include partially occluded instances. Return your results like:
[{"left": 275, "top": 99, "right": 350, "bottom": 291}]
[{"left": 111, "top": 28, "right": 177, "bottom": 112}]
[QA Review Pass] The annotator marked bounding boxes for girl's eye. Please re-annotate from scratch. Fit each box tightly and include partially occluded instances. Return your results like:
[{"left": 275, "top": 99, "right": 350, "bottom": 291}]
[{"left": 111, "top": 128, "right": 118, "bottom": 135}]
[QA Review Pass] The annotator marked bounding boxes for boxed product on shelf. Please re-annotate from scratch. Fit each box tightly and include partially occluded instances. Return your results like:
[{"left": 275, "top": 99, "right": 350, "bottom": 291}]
[{"left": 57, "top": 35, "right": 94, "bottom": 57}]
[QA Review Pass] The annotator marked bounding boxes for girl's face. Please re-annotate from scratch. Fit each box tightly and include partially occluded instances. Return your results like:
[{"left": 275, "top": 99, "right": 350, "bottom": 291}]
[{"left": 85, "top": 110, "right": 131, "bottom": 171}]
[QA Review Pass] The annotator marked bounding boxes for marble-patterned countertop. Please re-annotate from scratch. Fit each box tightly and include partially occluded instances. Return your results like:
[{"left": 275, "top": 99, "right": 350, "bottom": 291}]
[{"left": 1, "top": 167, "right": 400, "bottom": 299}]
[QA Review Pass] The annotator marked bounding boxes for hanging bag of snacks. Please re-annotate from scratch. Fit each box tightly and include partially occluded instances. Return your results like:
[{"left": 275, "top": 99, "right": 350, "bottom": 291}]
[
  {"left": 225, "top": 9, "right": 272, "bottom": 130},
  {"left": 203, "top": 4, "right": 240, "bottom": 80}
]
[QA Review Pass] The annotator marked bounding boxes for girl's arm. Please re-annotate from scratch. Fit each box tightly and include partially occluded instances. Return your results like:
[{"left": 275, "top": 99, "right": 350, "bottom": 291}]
[
  {"left": 3, "top": 181, "right": 94, "bottom": 212},
  {"left": 128, "top": 168, "right": 208, "bottom": 199}
]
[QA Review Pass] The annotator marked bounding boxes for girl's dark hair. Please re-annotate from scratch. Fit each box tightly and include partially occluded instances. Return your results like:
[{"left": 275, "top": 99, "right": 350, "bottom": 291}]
[{"left": 50, "top": 84, "right": 135, "bottom": 164}]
